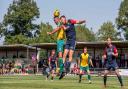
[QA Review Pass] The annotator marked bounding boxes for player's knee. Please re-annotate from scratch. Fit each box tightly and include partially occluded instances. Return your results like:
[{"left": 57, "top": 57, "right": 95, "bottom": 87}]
[
  {"left": 69, "top": 54, "right": 73, "bottom": 59},
  {"left": 115, "top": 70, "right": 120, "bottom": 76},
  {"left": 79, "top": 71, "right": 82, "bottom": 74},
  {"left": 116, "top": 72, "right": 120, "bottom": 76},
  {"left": 87, "top": 70, "right": 90, "bottom": 74},
  {"left": 104, "top": 74, "right": 107, "bottom": 77},
  {"left": 104, "top": 73, "right": 107, "bottom": 76},
  {"left": 58, "top": 52, "right": 63, "bottom": 58}
]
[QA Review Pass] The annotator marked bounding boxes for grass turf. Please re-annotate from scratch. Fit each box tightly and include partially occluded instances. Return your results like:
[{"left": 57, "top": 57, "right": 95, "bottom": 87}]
[{"left": 0, "top": 75, "right": 128, "bottom": 89}]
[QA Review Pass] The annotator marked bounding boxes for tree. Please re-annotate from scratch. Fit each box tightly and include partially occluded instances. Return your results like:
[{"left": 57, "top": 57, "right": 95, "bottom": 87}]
[
  {"left": 116, "top": 0, "right": 128, "bottom": 40},
  {"left": 76, "top": 25, "right": 96, "bottom": 42},
  {"left": 40, "top": 49, "right": 48, "bottom": 59},
  {"left": 36, "top": 23, "right": 96, "bottom": 43},
  {"left": 4, "top": 34, "right": 35, "bottom": 45},
  {"left": 2, "top": 0, "right": 40, "bottom": 44},
  {"left": 97, "top": 21, "right": 119, "bottom": 41},
  {"left": 37, "top": 22, "right": 56, "bottom": 43},
  {"left": 0, "top": 23, "right": 5, "bottom": 38}
]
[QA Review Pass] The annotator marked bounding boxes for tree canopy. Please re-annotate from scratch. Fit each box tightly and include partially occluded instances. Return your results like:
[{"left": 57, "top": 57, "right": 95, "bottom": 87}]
[
  {"left": 97, "top": 21, "right": 119, "bottom": 41},
  {"left": 1, "top": 0, "right": 40, "bottom": 44},
  {"left": 116, "top": 0, "right": 128, "bottom": 40},
  {"left": 76, "top": 25, "right": 96, "bottom": 42}
]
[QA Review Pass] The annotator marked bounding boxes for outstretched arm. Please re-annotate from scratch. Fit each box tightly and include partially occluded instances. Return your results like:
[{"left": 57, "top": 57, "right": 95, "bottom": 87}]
[
  {"left": 70, "top": 19, "right": 86, "bottom": 24},
  {"left": 47, "top": 27, "right": 61, "bottom": 35},
  {"left": 47, "top": 25, "right": 67, "bottom": 35},
  {"left": 76, "top": 20, "right": 86, "bottom": 24}
]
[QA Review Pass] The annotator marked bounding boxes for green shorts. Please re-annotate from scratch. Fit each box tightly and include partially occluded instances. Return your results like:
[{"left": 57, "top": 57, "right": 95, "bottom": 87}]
[
  {"left": 80, "top": 66, "right": 89, "bottom": 71},
  {"left": 57, "top": 40, "right": 64, "bottom": 53}
]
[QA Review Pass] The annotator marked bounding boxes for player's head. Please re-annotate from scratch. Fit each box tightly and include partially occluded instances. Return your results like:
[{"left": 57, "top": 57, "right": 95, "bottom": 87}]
[
  {"left": 83, "top": 47, "right": 87, "bottom": 53},
  {"left": 60, "top": 15, "right": 67, "bottom": 24},
  {"left": 51, "top": 49, "right": 56, "bottom": 55},
  {"left": 54, "top": 16, "right": 60, "bottom": 25},
  {"left": 107, "top": 37, "right": 112, "bottom": 47}
]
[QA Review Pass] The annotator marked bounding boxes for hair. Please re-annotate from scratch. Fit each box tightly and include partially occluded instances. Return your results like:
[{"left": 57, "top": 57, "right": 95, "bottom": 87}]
[
  {"left": 84, "top": 47, "right": 87, "bottom": 49},
  {"left": 53, "top": 16, "right": 59, "bottom": 19},
  {"left": 60, "top": 15, "right": 66, "bottom": 19}
]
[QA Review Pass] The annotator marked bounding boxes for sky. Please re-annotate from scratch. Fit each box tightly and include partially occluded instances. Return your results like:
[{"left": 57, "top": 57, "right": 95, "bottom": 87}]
[{"left": 0, "top": 0, "right": 122, "bottom": 43}]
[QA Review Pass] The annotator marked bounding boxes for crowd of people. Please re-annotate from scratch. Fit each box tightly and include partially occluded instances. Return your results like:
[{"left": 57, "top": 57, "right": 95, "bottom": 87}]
[{"left": 0, "top": 59, "right": 34, "bottom": 75}]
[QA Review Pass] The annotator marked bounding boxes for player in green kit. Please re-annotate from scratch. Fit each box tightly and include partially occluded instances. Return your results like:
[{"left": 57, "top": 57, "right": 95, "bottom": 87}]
[
  {"left": 78, "top": 47, "right": 94, "bottom": 84},
  {"left": 47, "top": 10, "right": 65, "bottom": 79}
]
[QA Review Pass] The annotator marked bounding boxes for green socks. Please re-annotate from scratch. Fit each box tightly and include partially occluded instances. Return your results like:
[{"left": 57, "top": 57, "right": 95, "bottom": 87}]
[
  {"left": 58, "top": 58, "right": 64, "bottom": 73},
  {"left": 88, "top": 74, "right": 91, "bottom": 80}
]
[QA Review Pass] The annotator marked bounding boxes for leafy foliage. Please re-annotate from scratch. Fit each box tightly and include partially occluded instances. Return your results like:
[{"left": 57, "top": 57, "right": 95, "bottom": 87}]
[
  {"left": 37, "top": 22, "right": 56, "bottom": 43},
  {"left": 2, "top": 0, "right": 40, "bottom": 44},
  {"left": 116, "top": 0, "right": 128, "bottom": 40},
  {"left": 76, "top": 25, "right": 96, "bottom": 42},
  {"left": 97, "top": 21, "right": 119, "bottom": 41}
]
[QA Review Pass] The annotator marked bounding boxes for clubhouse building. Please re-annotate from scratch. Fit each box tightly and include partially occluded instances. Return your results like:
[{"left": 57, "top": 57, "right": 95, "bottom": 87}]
[{"left": 0, "top": 41, "right": 128, "bottom": 68}]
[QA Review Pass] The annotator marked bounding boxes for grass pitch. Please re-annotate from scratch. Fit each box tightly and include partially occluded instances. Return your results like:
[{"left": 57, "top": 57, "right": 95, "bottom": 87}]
[{"left": 0, "top": 75, "right": 128, "bottom": 89}]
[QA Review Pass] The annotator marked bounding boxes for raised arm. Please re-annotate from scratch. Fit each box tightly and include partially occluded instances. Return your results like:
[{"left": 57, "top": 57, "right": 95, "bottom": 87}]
[
  {"left": 69, "top": 19, "right": 86, "bottom": 24},
  {"left": 76, "top": 20, "right": 86, "bottom": 24},
  {"left": 47, "top": 26, "right": 62, "bottom": 35}
]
